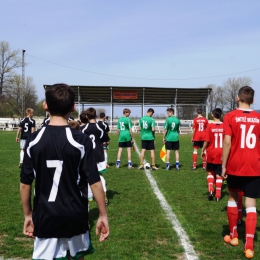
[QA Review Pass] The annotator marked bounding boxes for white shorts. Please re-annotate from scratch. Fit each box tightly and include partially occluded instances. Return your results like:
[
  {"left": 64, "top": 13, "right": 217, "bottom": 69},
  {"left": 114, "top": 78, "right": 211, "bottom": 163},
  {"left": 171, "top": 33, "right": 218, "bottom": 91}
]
[
  {"left": 20, "top": 139, "right": 26, "bottom": 149},
  {"left": 32, "top": 231, "right": 94, "bottom": 260}
]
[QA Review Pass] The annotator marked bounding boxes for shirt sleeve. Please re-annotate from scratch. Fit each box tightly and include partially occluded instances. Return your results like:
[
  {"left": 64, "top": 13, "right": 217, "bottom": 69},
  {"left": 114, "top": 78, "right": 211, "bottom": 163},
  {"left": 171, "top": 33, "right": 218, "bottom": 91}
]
[{"left": 223, "top": 113, "right": 232, "bottom": 136}]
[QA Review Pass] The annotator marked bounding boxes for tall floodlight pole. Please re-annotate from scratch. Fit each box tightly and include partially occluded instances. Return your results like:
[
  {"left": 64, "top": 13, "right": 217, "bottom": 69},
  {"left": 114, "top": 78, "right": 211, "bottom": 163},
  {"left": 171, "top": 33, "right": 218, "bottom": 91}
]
[{"left": 22, "top": 50, "right": 25, "bottom": 116}]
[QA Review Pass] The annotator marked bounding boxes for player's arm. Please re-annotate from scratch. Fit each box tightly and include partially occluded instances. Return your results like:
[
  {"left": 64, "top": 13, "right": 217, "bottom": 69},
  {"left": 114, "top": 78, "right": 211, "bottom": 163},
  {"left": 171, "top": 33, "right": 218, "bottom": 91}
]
[
  {"left": 16, "top": 127, "right": 21, "bottom": 142},
  {"left": 20, "top": 183, "right": 34, "bottom": 237},
  {"left": 90, "top": 181, "right": 109, "bottom": 242},
  {"left": 201, "top": 141, "right": 208, "bottom": 158},
  {"left": 31, "top": 127, "right": 35, "bottom": 133},
  {"left": 163, "top": 129, "right": 167, "bottom": 143},
  {"left": 221, "top": 135, "right": 231, "bottom": 179}
]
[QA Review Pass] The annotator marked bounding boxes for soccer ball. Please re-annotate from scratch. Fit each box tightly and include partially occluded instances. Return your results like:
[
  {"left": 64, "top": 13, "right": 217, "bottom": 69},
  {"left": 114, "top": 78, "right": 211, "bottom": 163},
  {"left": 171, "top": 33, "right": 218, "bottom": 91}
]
[{"left": 144, "top": 162, "right": 150, "bottom": 169}]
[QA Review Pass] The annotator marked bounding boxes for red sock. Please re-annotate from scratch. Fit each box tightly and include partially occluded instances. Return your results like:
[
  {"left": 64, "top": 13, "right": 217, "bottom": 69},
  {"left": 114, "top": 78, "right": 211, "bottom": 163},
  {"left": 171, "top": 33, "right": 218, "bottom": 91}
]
[
  {"left": 237, "top": 191, "right": 244, "bottom": 221},
  {"left": 193, "top": 152, "right": 197, "bottom": 167},
  {"left": 207, "top": 173, "right": 214, "bottom": 192},
  {"left": 245, "top": 208, "right": 257, "bottom": 250},
  {"left": 227, "top": 201, "right": 238, "bottom": 239},
  {"left": 215, "top": 177, "right": 222, "bottom": 199}
]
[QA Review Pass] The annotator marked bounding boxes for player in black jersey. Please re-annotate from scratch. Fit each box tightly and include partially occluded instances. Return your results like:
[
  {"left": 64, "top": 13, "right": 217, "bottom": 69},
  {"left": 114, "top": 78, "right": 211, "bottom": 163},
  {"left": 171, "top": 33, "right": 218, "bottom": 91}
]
[
  {"left": 82, "top": 108, "right": 110, "bottom": 205},
  {"left": 98, "top": 112, "right": 110, "bottom": 168},
  {"left": 79, "top": 110, "right": 89, "bottom": 131},
  {"left": 20, "top": 84, "right": 109, "bottom": 260},
  {"left": 16, "top": 108, "right": 35, "bottom": 168}
]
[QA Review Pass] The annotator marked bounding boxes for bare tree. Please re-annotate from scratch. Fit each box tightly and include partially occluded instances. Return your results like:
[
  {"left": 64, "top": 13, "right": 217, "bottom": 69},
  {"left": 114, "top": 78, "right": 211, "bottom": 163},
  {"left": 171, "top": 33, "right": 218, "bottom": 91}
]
[
  {"left": 0, "top": 41, "right": 23, "bottom": 96},
  {"left": 5, "top": 74, "right": 37, "bottom": 116},
  {"left": 223, "top": 77, "right": 252, "bottom": 111}
]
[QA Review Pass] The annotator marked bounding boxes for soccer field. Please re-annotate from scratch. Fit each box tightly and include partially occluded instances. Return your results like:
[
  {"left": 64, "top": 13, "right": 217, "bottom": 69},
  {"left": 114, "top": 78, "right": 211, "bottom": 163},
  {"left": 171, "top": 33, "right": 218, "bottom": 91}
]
[{"left": 0, "top": 131, "right": 259, "bottom": 259}]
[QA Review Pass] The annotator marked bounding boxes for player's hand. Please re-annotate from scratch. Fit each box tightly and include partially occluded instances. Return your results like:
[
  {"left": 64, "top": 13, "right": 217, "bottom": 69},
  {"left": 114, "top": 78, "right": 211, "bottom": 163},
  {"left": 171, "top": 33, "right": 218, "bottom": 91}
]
[
  {"left": 23, "top": 216, "right": 34, "bottom": 238},
  {"left": 96, "top": 216, "right": 109, "bottom": 242},
  {"left": 16, "top": 137, "right": 19, "bottom": 143},
  {"left": 221, "top": 166, "right": 228, "bottom": 179},
  {"left": 163, "top": 138, "right": 166, "bottom": 143}
]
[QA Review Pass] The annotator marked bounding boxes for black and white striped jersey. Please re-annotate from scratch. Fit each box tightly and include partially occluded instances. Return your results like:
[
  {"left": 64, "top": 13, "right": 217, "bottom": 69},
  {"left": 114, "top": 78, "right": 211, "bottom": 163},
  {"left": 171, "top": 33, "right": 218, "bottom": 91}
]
[
  {"left": 81, "top": 123, "right": 109, "bottom": 163},
  {"left": 19, "top": 117, "right": 35, "bottom": 139},
  {"left": 20, "top": 125, "right": 100, "bottom": 238}
]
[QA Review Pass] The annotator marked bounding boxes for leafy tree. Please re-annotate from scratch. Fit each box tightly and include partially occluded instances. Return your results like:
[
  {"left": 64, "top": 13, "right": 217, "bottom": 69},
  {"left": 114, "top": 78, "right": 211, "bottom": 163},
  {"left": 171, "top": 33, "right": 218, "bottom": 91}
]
[{"left": 0, "top": 41, "right": 23, "bottom": 96}]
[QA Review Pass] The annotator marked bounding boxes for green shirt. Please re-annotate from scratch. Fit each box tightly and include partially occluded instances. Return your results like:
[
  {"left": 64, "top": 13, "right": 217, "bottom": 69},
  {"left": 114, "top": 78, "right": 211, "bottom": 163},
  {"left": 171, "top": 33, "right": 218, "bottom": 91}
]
[
  {"left": 117, "top": 116, "right": 133, "bottom": 142},
  {"left": 164, "top": 116, "right": 180, "bottom": 141},
  {"left": 139, "top": 115, "right": 156, "bottom": 140}
]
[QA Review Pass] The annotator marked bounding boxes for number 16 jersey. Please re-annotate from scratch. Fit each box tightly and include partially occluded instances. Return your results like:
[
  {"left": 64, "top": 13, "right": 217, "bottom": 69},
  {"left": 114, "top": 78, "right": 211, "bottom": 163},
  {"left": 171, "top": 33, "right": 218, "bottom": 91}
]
[{"left": 224, "top": 108, "right": 260, "bottom": 177}]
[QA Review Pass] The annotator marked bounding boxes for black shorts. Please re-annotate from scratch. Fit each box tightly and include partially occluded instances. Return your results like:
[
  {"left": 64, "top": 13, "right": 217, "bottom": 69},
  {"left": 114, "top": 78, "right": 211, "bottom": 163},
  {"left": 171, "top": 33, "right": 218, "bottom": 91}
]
[
  {"left": 141, "top": 140, "right": 155, "bottom": 150},
  {"left": 118, "top": 141, "right": 132, "bottom": 148},
  {"left": 165, "top": 140, "right": 179, "bottom": 151},
  {"left": 227, "top": 175, "right": 260, "bottom": 198},
  {"left": 206, "top": 163, "right": 222, "bottom": 176},
  {"left": 193, "top": 141, "right": 204, "bottom": 148}
]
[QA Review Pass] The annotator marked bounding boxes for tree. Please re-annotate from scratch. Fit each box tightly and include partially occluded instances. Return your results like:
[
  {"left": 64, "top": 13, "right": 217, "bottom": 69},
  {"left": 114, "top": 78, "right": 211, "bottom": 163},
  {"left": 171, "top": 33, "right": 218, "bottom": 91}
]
[
  {"left": 223, "top": 77, "right": 252, "bottom": 111},
  {"left": 0, "top": 41, "right": 23, "bottom": 96},
  {"left": 5, "top": 74, "right": 37, "bottom": 116}
]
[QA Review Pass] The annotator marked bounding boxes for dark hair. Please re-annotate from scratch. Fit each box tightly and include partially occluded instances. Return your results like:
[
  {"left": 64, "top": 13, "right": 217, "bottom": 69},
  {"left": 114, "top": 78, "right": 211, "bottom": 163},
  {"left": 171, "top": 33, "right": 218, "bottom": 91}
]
[
  {"left": 80, "top": 111, "right": 88, "bottom": 124},
  {"left": 167, "top": 108, "right": 174, "bottom": 114},
  {"left": 86, "top": 107, "right": 96, "bottom": 120},
  {"left": 197, "top": 108, "right": 202, "bottom": 114},
  {"left": 68, "top": 120, "right": 80, "bottom": 131},
  {"left": 123, "top": 108, "right": 131, "bottom": 114},
  {"left": 45, "top": 83, "right": 75, "bottom": 116},
  {"left": 212, "top": 108, "right": 222, "bottom": 119},
  {"left": 147, "top": 108, "right": 154, "bottom": 114},
  {"left": 100, "top": 112, "right": 106, "bottom": 118},
  {"left": 238, "top": 86, "right": 254, "bottom": 104}
]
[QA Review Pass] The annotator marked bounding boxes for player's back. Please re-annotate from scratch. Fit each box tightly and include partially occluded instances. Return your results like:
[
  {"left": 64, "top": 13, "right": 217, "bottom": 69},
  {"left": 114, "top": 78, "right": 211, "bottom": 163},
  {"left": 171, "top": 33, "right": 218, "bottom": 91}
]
[
  {"left": 206, "top": 122, "right": 223, "bottom": 164},
  {"left": 21, "top": 125, "right": 99, "bottom": 238},
  {"left": 224, "top": 109, "right": 260, "bottom": 176},
  {"left": 139, "top": 115, "right": 155, "bottom": 140},
  {"left": 193, "top": 116, "right": 208, "bottom": 141},
  {"left": 117, "top": 117, "right": 132, "bottom": 141},
  {"left": 20, "top": 117, "right": 35, "bottom": 139},
  {"left": 98, "top": 120, "right": 110, "bottom": 133},
  {"left": 164, "top": 116, "right": 180, "bottom": 141},
  {"left": 82, "top": 123, "right": 109, "bottom": 162}
]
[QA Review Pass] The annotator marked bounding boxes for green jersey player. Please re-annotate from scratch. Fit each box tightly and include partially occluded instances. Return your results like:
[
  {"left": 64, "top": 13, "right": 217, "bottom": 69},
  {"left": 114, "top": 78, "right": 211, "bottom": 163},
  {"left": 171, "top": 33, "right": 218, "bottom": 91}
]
[
  {"left": 138, "top": 108, "right": 158, "bottom": 170},
  {"left": 116, "top": 108, "right": 134, "bottom": 168},
  {"left": 163, "top": 108, "right": 180, "bottom": 170}
]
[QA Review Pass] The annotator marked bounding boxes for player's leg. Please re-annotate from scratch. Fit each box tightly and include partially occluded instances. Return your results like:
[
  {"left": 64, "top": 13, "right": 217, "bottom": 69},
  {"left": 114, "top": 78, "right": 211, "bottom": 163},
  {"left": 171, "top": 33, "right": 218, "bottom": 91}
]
[
  {"left": 175, "top": 150, "right": 180, "bottom": 170},
  {"left": 237, "top": 190, "right": 244, "bottom": 225},
  {"left": 192, "top": 147, "right": 198, "bottom": 169},
  {"left": 150, "top": 149, "right": 158, "bottom": 170},
  {"left": 139, "top": 148, "right": 145, "bottom": 169},
  {"left": 88, "top": 184, "right": 93, "bottom": 202},
  {"left": 215, "top": 174, "right": 223, "bottom": 202},
  {"left": 100, "top": 175, "right": 108, "bottom": 206},
  {"left": 206, "top": 170, "right": 214, "bottom": 200},
  {"left": 19, "top": 140, "right": 26, "bottom": 167},
  {"left": 116, "top": 146, "right": 123, "bottom": 168},
  {"left": 244, "top": 197, "right": 256, "bottom": 258},
  {"left": 166, "top": 149, "right": 171, "bottom": 170},
  {"left": 127, "top": 146, "right": 132, "bottom": 168},
  {"left": 202, "top": 149, "right": 207, "bottom": 170},
  {"left": 224, "top": 189, "right": 239, "bottom": 245}
]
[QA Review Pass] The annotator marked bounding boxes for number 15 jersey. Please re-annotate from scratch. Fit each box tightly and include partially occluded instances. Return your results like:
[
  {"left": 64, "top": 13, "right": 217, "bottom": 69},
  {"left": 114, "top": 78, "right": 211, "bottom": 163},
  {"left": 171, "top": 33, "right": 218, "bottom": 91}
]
[{"left": 224, "top": 108, "right": 260, "bottom": 176}]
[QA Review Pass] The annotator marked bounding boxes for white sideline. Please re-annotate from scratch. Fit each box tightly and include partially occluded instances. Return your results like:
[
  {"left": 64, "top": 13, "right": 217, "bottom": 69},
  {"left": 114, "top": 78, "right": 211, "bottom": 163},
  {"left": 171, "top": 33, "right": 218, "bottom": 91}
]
[{"left": 134, "top": 143, "right": 199, "bottom": 260}]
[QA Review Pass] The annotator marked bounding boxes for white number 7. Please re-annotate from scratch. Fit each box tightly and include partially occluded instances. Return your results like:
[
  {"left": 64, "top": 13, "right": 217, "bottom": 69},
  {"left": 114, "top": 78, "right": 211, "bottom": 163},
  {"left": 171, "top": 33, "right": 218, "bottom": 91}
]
[{"left": 47, "top": 160, "right": 63, "bottom": 202}]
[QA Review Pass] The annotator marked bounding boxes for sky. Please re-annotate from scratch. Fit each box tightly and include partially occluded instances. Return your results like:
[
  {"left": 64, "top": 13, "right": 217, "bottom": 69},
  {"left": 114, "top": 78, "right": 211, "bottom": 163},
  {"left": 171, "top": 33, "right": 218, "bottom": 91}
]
[{"left": 2, "top": 0, "right": 260, "bottom": 117}]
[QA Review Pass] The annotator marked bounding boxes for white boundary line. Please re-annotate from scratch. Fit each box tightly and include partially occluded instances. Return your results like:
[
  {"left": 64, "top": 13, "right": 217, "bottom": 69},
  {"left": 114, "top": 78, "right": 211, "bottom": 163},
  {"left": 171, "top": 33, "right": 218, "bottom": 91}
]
[{"left": 134, "top": 143, "right": 199, "bottom": 260}]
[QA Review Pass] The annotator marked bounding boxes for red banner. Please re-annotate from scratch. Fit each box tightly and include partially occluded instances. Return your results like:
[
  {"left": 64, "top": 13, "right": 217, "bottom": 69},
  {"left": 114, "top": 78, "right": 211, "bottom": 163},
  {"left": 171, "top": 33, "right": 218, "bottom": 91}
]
[{"left": 113, "top": 91, "right": 138, "bottom": 100}]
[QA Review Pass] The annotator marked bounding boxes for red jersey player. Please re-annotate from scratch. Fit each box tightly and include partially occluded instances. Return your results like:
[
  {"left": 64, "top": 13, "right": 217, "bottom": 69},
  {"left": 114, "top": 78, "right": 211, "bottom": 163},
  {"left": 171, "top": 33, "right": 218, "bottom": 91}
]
[
  {"left": 201, "top": 108, "right": 223, "bottom": 201},
  {"left": 192, "top": 108, "right": 208, "bottom": 170},
  {"left": 222, "top": 86, "right": 260, "bottom": 259}
]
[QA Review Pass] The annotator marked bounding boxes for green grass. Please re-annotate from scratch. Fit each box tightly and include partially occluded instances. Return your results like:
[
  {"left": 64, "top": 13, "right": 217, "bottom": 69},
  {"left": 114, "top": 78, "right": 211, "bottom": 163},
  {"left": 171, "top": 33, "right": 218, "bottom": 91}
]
[{"left": 0, "top": 131, "right": 260, "bottom": 259}]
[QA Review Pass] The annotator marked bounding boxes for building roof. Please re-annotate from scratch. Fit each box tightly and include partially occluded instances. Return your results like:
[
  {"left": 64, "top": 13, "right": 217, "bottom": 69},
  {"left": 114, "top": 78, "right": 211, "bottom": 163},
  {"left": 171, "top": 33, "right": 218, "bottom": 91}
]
[{"left": 43, "top": 85, "right": 212, "bottom": 105}]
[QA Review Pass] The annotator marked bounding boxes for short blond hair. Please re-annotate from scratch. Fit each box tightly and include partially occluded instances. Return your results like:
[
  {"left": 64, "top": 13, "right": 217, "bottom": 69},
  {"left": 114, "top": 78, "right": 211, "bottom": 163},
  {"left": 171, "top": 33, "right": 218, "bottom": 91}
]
[{"left": 26, "top": 108, "right": 34, "bottom": 115}]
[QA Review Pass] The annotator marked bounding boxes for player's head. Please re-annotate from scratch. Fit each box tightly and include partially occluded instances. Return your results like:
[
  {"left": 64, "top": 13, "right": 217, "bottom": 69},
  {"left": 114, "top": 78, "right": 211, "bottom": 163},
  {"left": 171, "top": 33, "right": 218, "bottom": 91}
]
[
  {"left": 45, "top": 83, "right": 75, "bottom": 116},
  {"left": 80, "top": 110, "right": 88, "bottom": 124},
  {"left": 166, "top": 108, "right": 174, "bottom": 116},
  {"left": 26, "top": 108, "right": 34, "bottom": 117},
  {"left": 237, "top": 86, "right": 254, "bottom": 105},
  {"left": 86, "top": 107, "right": 97, "bottom": 120},
  {"left": 100, "top": 112, "right": 106, "bottom": 119},
  {"left": 211, "top": 108, "right": 222, "bottom": 119},
  {"left": 197, "top": 108, "right": 202, "bottom": 115},
  {"left": 68, "top": 120, "right": 80, "bottom": 131},
  {"left": 123, "top": 108, "right": 131, "bottom": 116},
  {"left": 147, "top": 108, "right": 154, "bottom": 116}
]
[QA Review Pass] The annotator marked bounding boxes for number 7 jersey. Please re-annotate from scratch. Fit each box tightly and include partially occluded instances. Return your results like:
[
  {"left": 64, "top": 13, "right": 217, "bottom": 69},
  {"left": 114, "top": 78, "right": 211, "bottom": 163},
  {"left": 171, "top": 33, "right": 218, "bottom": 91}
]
[{"left": 224, "top": 108, "right": 260, "bottom": 176}]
